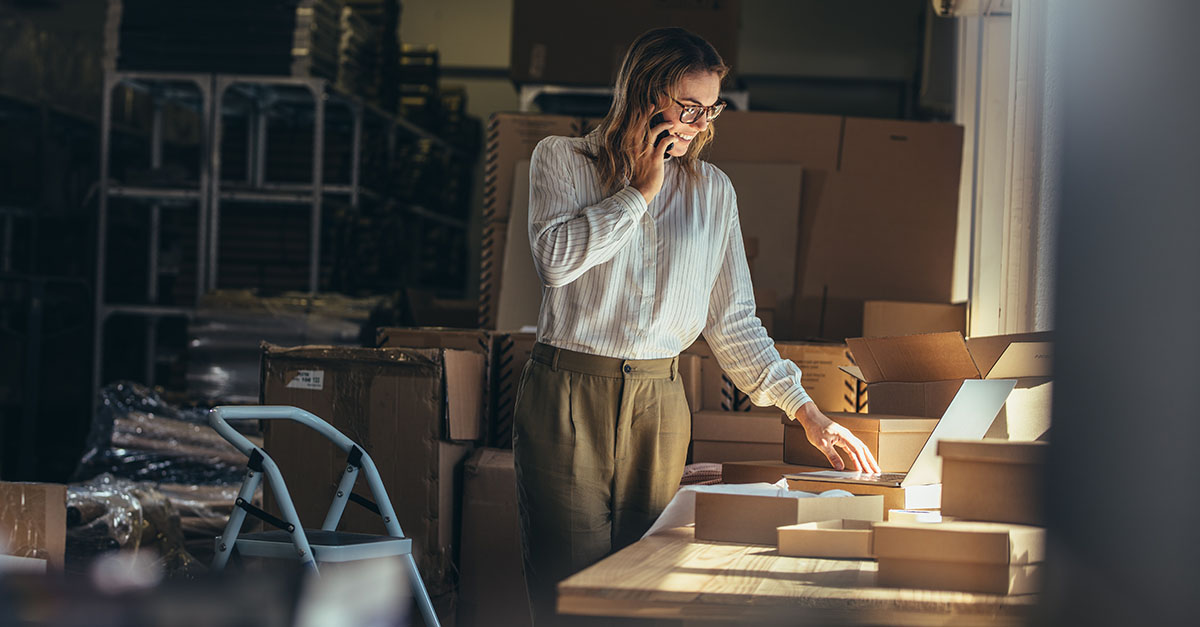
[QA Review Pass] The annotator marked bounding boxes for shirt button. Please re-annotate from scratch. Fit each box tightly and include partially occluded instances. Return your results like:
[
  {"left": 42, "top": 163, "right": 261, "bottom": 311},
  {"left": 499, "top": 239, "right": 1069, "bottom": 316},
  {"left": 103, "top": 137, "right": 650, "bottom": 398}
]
[{"left": 623, "top": 364, "right": 632, "bottom": 373}]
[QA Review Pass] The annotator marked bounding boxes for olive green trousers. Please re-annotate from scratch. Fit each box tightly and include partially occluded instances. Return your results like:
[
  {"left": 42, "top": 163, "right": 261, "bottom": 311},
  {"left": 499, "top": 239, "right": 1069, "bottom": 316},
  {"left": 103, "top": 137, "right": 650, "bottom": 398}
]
[{"left": 513, "top": 342, "right": 691, "bottom": 627}]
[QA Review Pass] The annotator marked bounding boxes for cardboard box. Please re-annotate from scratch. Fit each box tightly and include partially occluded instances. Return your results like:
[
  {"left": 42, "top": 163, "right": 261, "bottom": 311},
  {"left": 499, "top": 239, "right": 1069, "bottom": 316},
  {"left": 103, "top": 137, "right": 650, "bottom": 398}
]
[
  {"left": 863, "top": 301, "right": 966, "bottom": 338},
  {"left": 693, "top": 410, "right": 785, "bottom": 444},
  {"left": 720, "top": 460, "right": 828, "bottom": 485},
  {"left": 0, "top": 482, "right": 66, "bottom": 571},
  {"left": 679, "top": 354, "right": 703, "bottom": 410},
  {"left": 874, "top": 521, "right": 1045, "bottom": 594},
  {"left": 844, "top": 331, "right": 1052, "bottom": 421},
  {"left": 888, "top": 509, "right": 943, "bottom": 523},
  {"left": 877, "top": 559, "right": 1041, "bottom": 595},
  {"left": 494, "top": 159, "right": 548, "bottom": 331},
  {"left": 481, "top": 113, "right": 581, "bottom": 224},
  {"left": 511, "top": 0, "right": 740, "bottom": 85},
  {"left": 377, "top": 326, "right": 493, "bottom": 437},
  {"left": 489, "top": 331, "right": 537, "bottom": 449},
  {"left": 711, "top": 163, "right": 804, "bottom": 333},
  {"left": 478, "top": 220, "right": 509, "bottom": 331},
  {"left": 939, "top": 439, "right": 1047, "bottom": 525},
  {"left": 777, "top": 519, "right": 875, "bottom": 559},
  {"left": 694, "top": 492, "right": 883, "bottom": 545},
  {"left": 785, "top": 378, "right": 1017, "bottom": 510},
  {"left": 984, "top": 379, "right": 1052, "bottom": 441},
  {"left": 708, "top": 114, "right": 964, "bottom": 340},
  {"left": 782, "top": 412, "right": 938, "bottom": 472},
  {"left": 458, "top": 449, "right": 531, "bottom": 627},
  {"left": 689, "top": 339, "right": 862, "bottom": 413},
  {"left": 692, "top": 441, "right": 780, "bottom": 464},
  {"left": 261, "top": 344, "right": 477, "bottom": 598},
  {"left": 477, "top": 113, "right": 591, "bottom": 330},
  {"left": 376, "top": 327, "right": 490, "bottom": 354}
]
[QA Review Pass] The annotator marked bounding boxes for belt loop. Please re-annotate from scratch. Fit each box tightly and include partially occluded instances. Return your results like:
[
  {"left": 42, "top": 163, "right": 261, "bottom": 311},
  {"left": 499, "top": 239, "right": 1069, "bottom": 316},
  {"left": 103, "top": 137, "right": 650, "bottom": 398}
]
[
  {"left": 551, "top": 346, "right": 562, "bottom": 371},
  {"left": 670, "top": 356, "right": 678, "bottom": 381}
]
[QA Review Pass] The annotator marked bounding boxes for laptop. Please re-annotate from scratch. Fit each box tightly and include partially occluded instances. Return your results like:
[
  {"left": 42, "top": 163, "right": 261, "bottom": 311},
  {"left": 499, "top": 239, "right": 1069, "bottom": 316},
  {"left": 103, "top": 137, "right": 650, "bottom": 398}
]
[{"left": 785, "top": 378, "right": 1018, "bottom": 488}]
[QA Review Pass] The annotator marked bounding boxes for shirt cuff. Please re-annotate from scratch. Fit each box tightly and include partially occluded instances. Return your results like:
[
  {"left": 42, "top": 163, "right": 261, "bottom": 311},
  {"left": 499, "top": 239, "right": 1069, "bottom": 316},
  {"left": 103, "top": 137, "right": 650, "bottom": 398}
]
[
  {"left": 778, "top": 386, "right": 814, "bottom": 421},
  {"left": 614, "top": 185, "right": 649, "bottom": 220}
]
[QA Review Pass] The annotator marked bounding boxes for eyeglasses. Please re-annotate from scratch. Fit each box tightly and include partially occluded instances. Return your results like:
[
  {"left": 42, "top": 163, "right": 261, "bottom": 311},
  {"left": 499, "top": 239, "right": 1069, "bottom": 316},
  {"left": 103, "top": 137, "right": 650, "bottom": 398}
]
[{"left": 672, "top": 98, "right": 726, "bottom": 124}]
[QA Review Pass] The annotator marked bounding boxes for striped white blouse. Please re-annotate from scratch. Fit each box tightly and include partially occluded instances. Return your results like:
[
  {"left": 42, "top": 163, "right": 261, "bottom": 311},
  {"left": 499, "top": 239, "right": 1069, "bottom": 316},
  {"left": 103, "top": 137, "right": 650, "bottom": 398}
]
[{"left": 527, "top": 134, "right": 813, "bottom": 417}]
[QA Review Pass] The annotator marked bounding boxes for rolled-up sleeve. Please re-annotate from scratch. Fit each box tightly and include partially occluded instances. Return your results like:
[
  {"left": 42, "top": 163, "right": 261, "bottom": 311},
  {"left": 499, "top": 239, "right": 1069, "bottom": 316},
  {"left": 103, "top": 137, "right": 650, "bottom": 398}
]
[
  {"left": 528, "top": 136, "right": 648, "bottom": 288},
  {"left": 702, "top": 177, "right": 813, "bottom": 418}
]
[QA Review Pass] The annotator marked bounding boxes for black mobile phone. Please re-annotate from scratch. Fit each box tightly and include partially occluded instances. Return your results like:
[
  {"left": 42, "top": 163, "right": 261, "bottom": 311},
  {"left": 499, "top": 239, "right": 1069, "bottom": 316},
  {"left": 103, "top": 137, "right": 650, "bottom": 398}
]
[{"left": 650, "top": 112, "right": 673, "bottom": 159}]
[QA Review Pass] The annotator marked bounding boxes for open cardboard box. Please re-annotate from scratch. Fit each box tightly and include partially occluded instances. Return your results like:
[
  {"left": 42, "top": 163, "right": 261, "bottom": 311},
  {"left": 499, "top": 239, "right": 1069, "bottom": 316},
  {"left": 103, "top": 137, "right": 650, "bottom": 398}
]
[
  {"left": 844, "top": 331, "right": 1052, "bottom": 440},
  {"left": 873, "top": 521, "right": 1045, "bottom": 595},
  {"left": 782, "top": 412, "right": 939, "bottom": 472},
  {"left": 695, "top": 492, "right": 883, "bottom": 546},
  {"left": 785, "top": 379, "right": 1016, "bottom": 512},
  {"left": 939, "top": 439, "right": 1048, "bottom": 525},
  {"left": 777, "top": 519, "right": 875, "bottom": 559}
]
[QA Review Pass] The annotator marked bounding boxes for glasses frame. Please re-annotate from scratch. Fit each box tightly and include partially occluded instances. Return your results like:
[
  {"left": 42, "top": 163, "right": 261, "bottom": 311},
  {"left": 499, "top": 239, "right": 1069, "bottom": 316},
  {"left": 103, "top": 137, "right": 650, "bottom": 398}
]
[{"left": 671, "top": 97, "right": 726, "bottom": 124}]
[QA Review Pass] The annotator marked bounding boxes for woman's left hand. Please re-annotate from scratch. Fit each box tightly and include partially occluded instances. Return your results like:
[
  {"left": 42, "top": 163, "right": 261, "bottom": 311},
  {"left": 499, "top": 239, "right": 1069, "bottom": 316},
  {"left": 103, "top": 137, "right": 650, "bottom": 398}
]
[{"left": 793, "top": 402, "right": 881, "bottom": 474}]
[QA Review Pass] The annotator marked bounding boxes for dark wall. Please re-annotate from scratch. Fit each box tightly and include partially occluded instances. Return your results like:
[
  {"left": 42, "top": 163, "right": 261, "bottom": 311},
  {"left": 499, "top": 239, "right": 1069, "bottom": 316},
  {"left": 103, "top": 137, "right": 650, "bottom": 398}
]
[{"left": 1044, "top": 1, "right": 1200, "bottom": 624}]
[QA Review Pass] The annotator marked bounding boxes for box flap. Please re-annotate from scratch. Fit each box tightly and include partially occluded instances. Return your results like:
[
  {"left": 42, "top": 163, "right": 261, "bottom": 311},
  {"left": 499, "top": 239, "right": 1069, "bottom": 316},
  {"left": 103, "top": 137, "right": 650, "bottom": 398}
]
[
  {"left": 902, "top": 379, "right": 1016, "bottom": 486},
  {"left": 985, "top": 342, "right": 1053, "bottom": 379},
  {"left": 846, "top": 332, "right": 980, "bottom": 383},
  {"left": 873, "top": 521, "right": 1045, "bottom": 565},
  {"left": 960, "top": 331, "right": 1046, "bottom": 374},
  {"left": 839, "top": 364, "right": 866, "bottom": 382},
  {"left": 937, "top": 439, "right": 1049, "bottom": 465}
]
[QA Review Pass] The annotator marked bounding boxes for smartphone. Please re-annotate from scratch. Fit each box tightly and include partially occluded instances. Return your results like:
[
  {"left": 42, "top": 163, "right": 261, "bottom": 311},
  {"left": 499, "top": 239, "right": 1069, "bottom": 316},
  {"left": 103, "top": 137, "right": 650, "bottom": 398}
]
[{"left": 650, "top": 112, "right": 674, "bottom": 159}]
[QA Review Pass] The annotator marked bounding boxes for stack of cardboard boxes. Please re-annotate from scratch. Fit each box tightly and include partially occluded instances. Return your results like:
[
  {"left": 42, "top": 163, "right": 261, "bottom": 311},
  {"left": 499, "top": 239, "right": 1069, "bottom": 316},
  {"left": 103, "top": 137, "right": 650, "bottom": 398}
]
[
  {"left": 685, "top": 337, "right": 864, "bottom": 464},
  {"left": 690, "top": 419, "right": 1048, "bottom": 596},
  {"left": 871, "top": 438, "right": 1049, "bottom": 594},
  {"left": 260, "top": 342, "right": 485, "bottom": 624}
]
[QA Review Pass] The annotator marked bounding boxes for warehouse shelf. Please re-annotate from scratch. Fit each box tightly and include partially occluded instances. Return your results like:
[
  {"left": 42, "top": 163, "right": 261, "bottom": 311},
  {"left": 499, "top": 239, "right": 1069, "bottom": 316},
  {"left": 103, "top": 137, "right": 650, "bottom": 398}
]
[
  {"left": 518, "top": 84, "right": 750, "bottom": 115},
  {"left": 406, "top": 204, "right": 466, "bottom": 229},
  {"left": 107, "top": 182, "right": 380, "bottom": 203},
  {"left": 107, "top": 186, "right": 204, "bottom": 203},
  {"left": 93, "top": 68, "right": 475, "bottom": 400}
]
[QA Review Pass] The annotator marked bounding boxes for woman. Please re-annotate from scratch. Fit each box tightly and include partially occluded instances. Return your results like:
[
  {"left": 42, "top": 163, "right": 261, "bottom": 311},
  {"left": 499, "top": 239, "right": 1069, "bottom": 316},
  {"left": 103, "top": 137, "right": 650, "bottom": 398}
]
[{"left": 512, "top": 27, "right": 880, "bottom": 625}]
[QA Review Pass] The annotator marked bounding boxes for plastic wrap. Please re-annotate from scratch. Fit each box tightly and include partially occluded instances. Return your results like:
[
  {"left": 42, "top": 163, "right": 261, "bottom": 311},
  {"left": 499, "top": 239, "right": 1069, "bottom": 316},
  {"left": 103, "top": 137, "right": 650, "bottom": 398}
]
[
  {"left": 65, "top": 474, "right": 204, "bottom": 578},
  {"left": 74, "top": 382, "right": 261, "bottom": 485},
  {"left": 186, "top": 290, "right": 388, "bottom": 403}
]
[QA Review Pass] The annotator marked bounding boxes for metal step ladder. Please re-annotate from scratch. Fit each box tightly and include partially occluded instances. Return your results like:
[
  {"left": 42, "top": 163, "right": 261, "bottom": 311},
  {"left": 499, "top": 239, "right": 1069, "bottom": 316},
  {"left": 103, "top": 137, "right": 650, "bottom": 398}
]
[{"left": 208, "top": 405, "right": 439, "bottom": 627}]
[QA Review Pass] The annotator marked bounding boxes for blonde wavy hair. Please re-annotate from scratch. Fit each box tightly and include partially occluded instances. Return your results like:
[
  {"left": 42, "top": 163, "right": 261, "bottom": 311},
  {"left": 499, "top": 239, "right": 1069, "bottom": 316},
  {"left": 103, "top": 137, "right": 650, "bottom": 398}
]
[{"left": 580, "top": 27, "right": 729, "bottom": 195}]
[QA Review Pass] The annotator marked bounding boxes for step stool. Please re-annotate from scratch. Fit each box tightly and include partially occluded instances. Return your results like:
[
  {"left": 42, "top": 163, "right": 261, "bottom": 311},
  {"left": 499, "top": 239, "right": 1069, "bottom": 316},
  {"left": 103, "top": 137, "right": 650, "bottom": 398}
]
[{"left": 208, "top": 405, "right": 439, "bottom": 627}]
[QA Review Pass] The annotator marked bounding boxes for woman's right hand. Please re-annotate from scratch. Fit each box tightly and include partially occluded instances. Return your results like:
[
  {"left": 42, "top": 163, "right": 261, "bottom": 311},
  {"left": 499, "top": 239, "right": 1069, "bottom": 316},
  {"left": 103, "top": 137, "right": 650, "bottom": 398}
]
[{"left": 631, "top": 119, "right": 674, "bottom": 204}]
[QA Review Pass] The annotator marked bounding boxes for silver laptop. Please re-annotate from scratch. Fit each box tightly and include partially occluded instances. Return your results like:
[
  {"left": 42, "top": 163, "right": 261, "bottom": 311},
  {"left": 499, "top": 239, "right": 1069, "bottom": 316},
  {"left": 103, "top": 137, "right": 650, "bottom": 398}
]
[{"left": 785, "top": 378, "right": 1017, "bottom": 488}]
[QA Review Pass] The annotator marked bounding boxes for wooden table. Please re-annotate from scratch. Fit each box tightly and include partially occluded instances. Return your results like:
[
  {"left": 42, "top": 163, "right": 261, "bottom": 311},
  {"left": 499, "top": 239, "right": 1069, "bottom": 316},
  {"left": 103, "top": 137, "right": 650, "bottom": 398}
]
[{"left": 557, "top": 527, "right": 1036, "bottom": 626}]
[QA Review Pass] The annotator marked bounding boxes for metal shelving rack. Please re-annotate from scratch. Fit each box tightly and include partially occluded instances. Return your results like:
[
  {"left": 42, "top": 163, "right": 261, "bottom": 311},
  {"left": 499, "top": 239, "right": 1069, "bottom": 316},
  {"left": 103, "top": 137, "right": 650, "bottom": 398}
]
[
  {"left": 94, "top": 71, "right": 212, "bottom": 399},
  {"left": 92, "top": 69, "right": 462, "bottom": 399}
]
